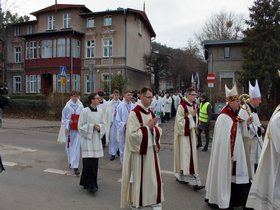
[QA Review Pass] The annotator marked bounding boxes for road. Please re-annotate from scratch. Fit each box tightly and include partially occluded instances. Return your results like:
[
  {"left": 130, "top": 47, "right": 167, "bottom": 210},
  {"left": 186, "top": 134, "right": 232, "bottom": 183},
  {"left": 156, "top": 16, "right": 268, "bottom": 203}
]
[{"left": 0, "top": 117, "right": 226, "bottom": 210}]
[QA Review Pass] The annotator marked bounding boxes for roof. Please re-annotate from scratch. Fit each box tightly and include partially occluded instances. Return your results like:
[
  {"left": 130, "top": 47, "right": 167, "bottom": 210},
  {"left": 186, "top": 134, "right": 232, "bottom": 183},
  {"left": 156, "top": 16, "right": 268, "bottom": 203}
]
[
  {"left": 202, "top": 39, "right": 244, "bottom": 47},
  {"left": 31, "top": 4, "right": 92, "bottom": 16},
  {"left": 80, "top": 8, "right": 156, "bottom": 37},
  {"left": 19, "top": 29, "right": 84, "bottom": 38}
]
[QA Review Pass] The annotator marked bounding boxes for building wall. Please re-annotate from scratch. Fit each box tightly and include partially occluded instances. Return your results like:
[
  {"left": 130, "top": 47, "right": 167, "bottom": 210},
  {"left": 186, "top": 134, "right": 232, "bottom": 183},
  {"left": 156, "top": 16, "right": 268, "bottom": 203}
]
[{"left": 4, "top": 5, "right": 154, "bottom": 95}]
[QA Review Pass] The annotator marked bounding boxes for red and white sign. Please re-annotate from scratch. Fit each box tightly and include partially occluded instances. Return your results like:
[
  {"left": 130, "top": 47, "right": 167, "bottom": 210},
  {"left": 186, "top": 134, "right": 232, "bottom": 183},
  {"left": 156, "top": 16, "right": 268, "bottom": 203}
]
[{"left": 207, "top": 73, "right": 216, "bottom": 83}]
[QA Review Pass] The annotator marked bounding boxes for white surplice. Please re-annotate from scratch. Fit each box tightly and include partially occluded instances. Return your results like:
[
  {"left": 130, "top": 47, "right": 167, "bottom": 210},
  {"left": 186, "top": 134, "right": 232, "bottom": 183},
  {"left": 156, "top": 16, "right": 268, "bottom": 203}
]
[
  {"left": 78, "top": 107, "right": 106, "bottom": 158},
  {"left": 246, "top": 105, "right": 280, "bottom": 210},
  {"left": 61, "top": 99, "right": 83, "bottom": 168},
  {"left": 116, "top": 101, "right": 136, "bottom": 162},
  {"left": 239, "top": 105, "right": 263, "bottom": 179}
]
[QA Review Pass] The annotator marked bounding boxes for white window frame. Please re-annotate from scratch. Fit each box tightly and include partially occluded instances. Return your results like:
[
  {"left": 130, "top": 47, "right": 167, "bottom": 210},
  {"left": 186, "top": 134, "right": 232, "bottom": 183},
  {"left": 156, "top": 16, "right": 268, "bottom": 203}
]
[
  {"left": 63, "top": 14, "right": 72, "bottom": 28},
  {"left": 26, "top": 41, "right": 37, "bottom": 59},
  {"left": 72, "top": 74, "right": 80, "bottom": 92},
  {"left": 14, "top": 47, "right": 21, "bottom": 63},
  {"left": 41, "top": 40, "right": 52, "bottom": 58},
  {"left": 137, "top": 18, "right": 142, "bottom": 34},
  {"left": 13, "top": 76, "right": 22, "bottom": 93},
  {"left": 29, "top": 75, "right": 37, "bottom": 93},
  {"left": 48, "top": 16, "right": 56, "bottom": 30},
  {"left": 86, "top": 17, "right": 95, "bottom": 28},
  {"left": 86, "top": 40, "right": 95, "bottom": 58},
  {"left": 57, "top": 38, "right": 66, "bottom": 57},
  {"left": 103, "top": 38, "right": 112, "bottom": 57},
  {"left": 224, "top": 47, "right": 230, "bottom": 58},
  {"left": 104, "top": 16, "right": 112, "bottom": 26},
  {"left": 72, "top": 39, "right": 80, "bottom": 58},
  {"left": 85, "top": 74, "right": 91, "bottom": 94}
]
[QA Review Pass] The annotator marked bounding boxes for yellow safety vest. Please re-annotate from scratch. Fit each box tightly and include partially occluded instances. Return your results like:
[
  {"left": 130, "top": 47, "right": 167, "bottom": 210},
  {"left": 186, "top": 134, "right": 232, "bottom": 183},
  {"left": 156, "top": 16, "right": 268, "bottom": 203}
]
[{"left": 199, "top": 102, "right": 210, "bottom": 123}]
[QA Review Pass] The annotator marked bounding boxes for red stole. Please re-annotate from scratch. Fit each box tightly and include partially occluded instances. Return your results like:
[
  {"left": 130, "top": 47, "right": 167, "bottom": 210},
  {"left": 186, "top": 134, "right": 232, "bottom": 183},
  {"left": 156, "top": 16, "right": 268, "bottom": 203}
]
[
  {"left": 180, "top": 100, "right": 192, "bottom": 136},
  {"left": 70, "top": 114, "right": 79, "bottom": 130},
  {"left": 219, "top": 105, "right": 238, "bottom": 176},
  {"left": 132, "top": 105, "right": 161, "bottom": 155}
]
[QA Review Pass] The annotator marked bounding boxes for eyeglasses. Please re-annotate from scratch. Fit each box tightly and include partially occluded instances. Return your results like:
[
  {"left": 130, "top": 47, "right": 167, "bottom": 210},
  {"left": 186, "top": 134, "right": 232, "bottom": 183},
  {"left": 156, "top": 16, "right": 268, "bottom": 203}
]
[
  {"left": 189, "top": 93, "right": 197, "bottom": 96},
  {"left": 144, "top": 96, "right": 153, "bottom": 99}
]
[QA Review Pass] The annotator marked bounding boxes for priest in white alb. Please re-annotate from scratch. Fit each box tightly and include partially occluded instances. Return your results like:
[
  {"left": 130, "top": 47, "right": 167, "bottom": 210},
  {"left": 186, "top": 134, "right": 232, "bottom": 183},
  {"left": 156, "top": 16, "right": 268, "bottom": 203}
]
[
  {"left": 116, "top": 90, "right": 135, "bottom": 163},
  {"left": 205, "top": 83, "right": 253, "bottom": 209},
  {"left": 239, "top": 80, "right": 265, "bottom": 178},
  {"left": 121, "top": 87, "right": 164, "bottom": 210},
  {"left": 246, "top": 104, "right": 280, "bottom": 210},
  {"left": 174, "top": 87, "right": 204, "bottom": 191}
]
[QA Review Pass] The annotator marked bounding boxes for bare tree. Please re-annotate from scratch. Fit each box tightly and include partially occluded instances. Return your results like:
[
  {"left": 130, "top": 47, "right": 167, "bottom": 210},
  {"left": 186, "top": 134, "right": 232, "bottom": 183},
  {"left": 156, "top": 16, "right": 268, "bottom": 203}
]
[{"left": 196, "top": 11, "right": 245, "bottom": 44}]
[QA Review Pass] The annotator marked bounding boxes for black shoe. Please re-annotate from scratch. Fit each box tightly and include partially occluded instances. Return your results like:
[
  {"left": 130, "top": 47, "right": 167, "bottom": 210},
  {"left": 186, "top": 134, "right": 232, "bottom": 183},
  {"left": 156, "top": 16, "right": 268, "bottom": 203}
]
[
  {"left": 88, "top": 187, "right": 98, "bottom": 194},
  {"left": 117, "top": 150, "right": 120, "bottom": 157},
  {"left": 74, "top": 168, "right": 80, "bottom": 176},
  {"left": 196, "top": 144, "right": 202, "bottom": 149},
  {"left": 202, "top": 147, "right": 208, "bottom": 152},
  {"left": 110, "top": 155, "right": 116, "bottom": 161},
  {"left": 193, "top": 185, "right": 205, "bottom": 191}
]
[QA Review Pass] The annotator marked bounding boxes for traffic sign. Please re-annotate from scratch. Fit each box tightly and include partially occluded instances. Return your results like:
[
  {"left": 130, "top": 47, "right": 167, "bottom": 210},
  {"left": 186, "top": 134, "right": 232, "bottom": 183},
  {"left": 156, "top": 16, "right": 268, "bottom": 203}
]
[
  {"left": 207, "top": 73, "right": 215, "bottom": 83},
  {"left": 60, "top": 65, "right": 67, "bottom": 75},
  {"left": 61, "top": 76, "right": 66, "bottom": 86}
]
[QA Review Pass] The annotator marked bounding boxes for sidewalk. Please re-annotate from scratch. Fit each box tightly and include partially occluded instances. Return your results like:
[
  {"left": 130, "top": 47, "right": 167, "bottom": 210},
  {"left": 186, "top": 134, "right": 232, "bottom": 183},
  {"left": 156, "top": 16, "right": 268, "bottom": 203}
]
[{"left": 1, "top": 118, "right": 61, "bottom": 133}]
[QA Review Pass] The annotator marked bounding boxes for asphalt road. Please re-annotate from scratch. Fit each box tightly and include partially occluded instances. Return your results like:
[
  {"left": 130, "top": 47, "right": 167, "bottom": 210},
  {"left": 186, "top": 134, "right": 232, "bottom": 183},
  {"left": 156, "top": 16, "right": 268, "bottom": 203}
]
[{"left": 0, "top": 117, "right": 237, "bottom": 210}]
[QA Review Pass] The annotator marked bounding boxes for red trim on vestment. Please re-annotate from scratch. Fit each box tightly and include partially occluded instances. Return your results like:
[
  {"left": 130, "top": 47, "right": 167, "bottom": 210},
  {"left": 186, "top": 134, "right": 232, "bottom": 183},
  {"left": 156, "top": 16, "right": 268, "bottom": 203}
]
[
  {"left": 153, "top": 148, "right": 161, "bottom": 203},
  {"left": 139, "top": 155, "right": 144, "bottom": 207},
  {"left": 181, "top": 100, "right": 191, "bottom": 136},
  {"left": 189, "top": 134, "right": 195, "bottom": 175},
  {"left": 220, "top": 105, "right": 238, "bottom": 176},
  {"left": 140, "top": 127, "right": 148, "bottom": 155},
  {"left": 154, "top": 127, "right": 161, "bottom": 150},
  {"left": 133, "top": 105, "right": 159, "bottom": 154}
]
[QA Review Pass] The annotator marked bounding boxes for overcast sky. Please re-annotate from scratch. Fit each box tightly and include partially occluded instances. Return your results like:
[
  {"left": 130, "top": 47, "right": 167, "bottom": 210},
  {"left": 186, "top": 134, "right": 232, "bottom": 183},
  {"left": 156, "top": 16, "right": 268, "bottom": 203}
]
[{"left": 6, "top": 0, "right": 255, "bottom": 48}]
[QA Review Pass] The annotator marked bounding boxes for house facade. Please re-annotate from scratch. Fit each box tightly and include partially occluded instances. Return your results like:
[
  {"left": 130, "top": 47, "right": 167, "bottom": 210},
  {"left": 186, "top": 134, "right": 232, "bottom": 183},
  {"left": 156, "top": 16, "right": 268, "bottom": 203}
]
[
  {"left": 5, "top": 4, "right": 155, "bottom": 94},
  {"left": 203, "top": 40, "right": 245, "bottom": 95}
]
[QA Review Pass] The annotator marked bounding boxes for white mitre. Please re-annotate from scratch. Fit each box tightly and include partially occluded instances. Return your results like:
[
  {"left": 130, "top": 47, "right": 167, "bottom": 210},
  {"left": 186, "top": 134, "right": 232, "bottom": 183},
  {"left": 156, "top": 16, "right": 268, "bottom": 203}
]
[
  {"left": 225, "top": 82, "right": 239, "bottom": 101},
  {"left": 249, "top": 80, "right": 261, "bottom": 98}
]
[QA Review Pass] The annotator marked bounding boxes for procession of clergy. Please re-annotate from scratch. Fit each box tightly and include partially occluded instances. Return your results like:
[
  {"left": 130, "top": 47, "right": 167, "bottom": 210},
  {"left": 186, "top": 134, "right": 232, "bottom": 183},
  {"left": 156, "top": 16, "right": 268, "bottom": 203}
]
[{"left": 57, "top": 79, "right": 280, "bottom": 210}]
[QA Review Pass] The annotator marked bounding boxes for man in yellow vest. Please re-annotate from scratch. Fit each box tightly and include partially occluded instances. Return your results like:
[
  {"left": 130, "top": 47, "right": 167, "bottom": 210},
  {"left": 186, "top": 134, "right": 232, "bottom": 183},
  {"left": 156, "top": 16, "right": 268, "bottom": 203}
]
[{"left": 197, "top": 94, "right": 212, "bottom": 152}]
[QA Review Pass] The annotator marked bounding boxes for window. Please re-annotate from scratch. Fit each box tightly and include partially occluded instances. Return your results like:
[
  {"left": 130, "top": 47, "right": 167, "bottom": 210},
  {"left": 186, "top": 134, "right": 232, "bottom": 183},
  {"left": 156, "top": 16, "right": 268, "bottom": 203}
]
[
  {"left": 87, "top": 18, "right": 95, "bottom": 28},
  {"left": 26, "top": 41, "right": 37, "bottom": 59},
  {"left": 86, "top": 40, "right": 95, "bottom": 58},
  {"left": 53, "top": 40, "right": 57, "bottom": 57},
  {"left": 104, "top": 16, "right": 112, "bottom": 26},
  {"left": 63, "top": 14, "right": 71, "bottom": 28},
  {"left": 57, "top": 38, "right": 66, "bottom": 57},
  {"left": 224, "top": 47, "right": 230, "bottom": 58},
  {"left": 14, "top": 26, "right": 20, "bottom": 36},
  {"left": 48, "top": 16, "right": 56, "bottom": 30},
  {"left": 25, "top": 75, "right": 40, "bottom": 93},
  {"left": 14, "top": 47, "right": 21, "bottom": 63},
  {"left": 137, "top": 18, "right": 142, "bottom": 34},
  {"left": 72, "top": 39, "right": 80, "bottom": 58},
  {"left": 72, "top": 74, "right": 80, "bottom": 92},
  {"left": 66, "top": 38, "right": 70, "bottom": 57},
  {"left": 41, "top": 40, "right": 52, "bottom": 58},
  {"left": 13, "top": 76, "right": 22, "bottom": 93},
  {"left": 103, "top": 38, "right": 112, "bottom": 57},
  {"left": 85, "top": 75, "right": 91, "bottom": 93},
  {"left": 27, "top": 25, "right": 33, "bottom": 34}
]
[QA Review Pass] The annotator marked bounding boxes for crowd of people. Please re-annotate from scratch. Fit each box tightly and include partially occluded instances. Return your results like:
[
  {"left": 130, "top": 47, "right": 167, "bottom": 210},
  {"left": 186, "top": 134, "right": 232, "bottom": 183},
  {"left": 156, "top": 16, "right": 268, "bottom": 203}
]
[{"left": 56, "top": 80, "right": 279, "bottom": 210}]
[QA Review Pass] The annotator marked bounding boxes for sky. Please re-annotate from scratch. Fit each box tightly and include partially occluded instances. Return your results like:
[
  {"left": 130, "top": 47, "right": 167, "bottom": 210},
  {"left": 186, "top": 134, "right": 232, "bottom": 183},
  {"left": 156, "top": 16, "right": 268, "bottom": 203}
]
[{"left": 4, "top": 0, "right": 255, "bottom": 49}]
